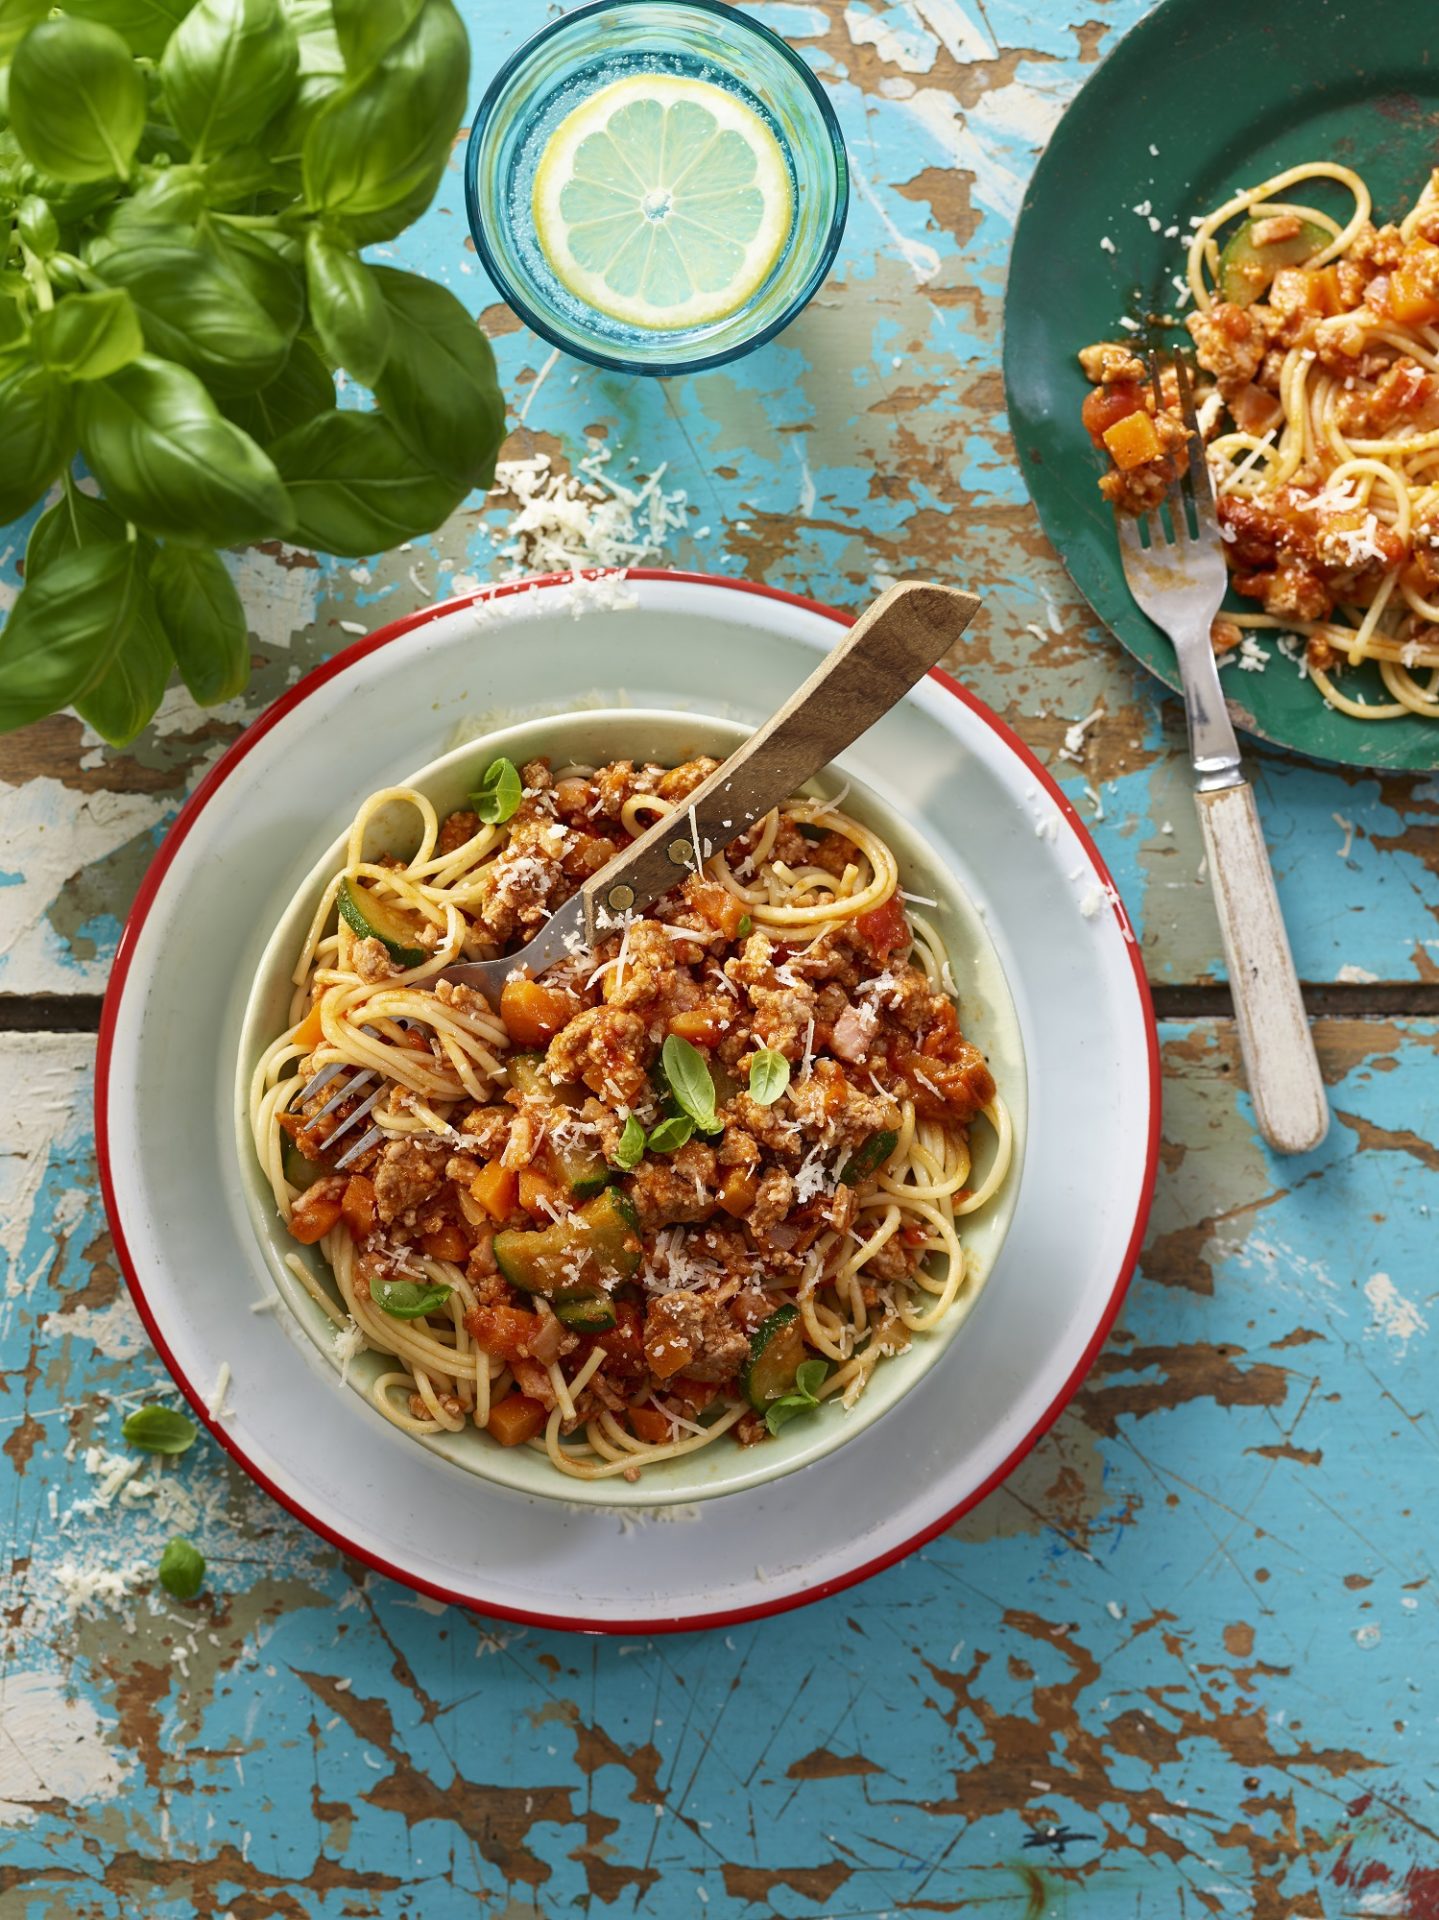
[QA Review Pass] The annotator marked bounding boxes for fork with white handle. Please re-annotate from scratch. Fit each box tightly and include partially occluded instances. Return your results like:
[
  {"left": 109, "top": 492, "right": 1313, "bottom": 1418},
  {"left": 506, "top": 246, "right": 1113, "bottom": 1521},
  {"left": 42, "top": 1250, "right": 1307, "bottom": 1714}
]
[{"left": 1114, "top": 349, "right": 1328, "bottom": 1155}]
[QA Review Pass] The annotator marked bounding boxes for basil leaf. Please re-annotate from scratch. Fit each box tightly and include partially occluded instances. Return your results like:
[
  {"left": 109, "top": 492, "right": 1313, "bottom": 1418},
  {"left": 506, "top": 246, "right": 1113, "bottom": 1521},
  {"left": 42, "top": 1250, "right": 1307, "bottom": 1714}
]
[
  {"left": 793, "top": 1358, "right": 828, "bottom": 1400},
  {"left": 371, "top": 266, "right": 505, "bottom": 490},
  {"left": 737, "top": 914, "right": 753, "bottom": 937},
  {"left": 471, "top": 756, "right": 522, "bottom": 825},
  {"left": 99, "top": 165, "right": 207, "bottom": 241},
  {"left": 122, "top": 1403, "right": 197, "bottom": 1453},
  {"left": 271, "top": 408, "right": 464, "bottom": 553},
  {"left": 75, "top": 573, "right": 173, "bottom": 745},
  {"left": 157, "top": 1536, "right": 206, "bottom": 1599},
  {"left": 304, "top": 225, "right": 390, "bottom": 386},
  {"left": 159, "top": 0, "right": 299, "bottom": 160},
  {"left": 332, "top": 0, "right": 424, "bottom": 76},
  {"left": 301, "top": 0, "right": 468, "bottom": 244},
  {"left": 646, "top": 1115, "right": 694, "bottom": 1154},
  {"left": 0, "top": 359, "right": 74, "bottom": 523},
  {"left": 765, "top": 1394, "right": 819, "bottom": 1436},
  {"left": 93, "top": 234, "right": 291, "bottom": 394},
  {"left": 747, "top": 1048, "right": 790, "bottom": 1107},
  {"left": 68, "top": 0, "right": 198, "bottom": 61},
  {"left": 269, "top": 0, "right": 345, "bottom": 153},
  {"left": 77, "top": 353, "right": 293, "bottom": 544},
  {"left": 369, "top": 1274, "right": 452, "bottom": 1319},
  {"left": 150, "top": 543, "right": 248, "bottom": 705},
  {"left": 220, "top": 336, "right": 334, "bottom": 445},
  {"left": 0, "top": 0, "right": 48, "bottom": 62},
  {"left": 202, "top": 223, "right": 306, "bottom": 346},
  {"left": 25, "top": 488, "right": 130, "bottom": 573},
  {"left": 661, "top": 1033, "right": 722, "bottom": 1135},
  {"left": 33, "top": 289, "right": 145, "bottom": 381},
  {"left": 613, "top": 1113, "right": 645, "bottom": 1172},
  {"left": 10, "top": 19, "right": 147, "bottom": 184},
  {"left": 17, "top": 195, "right": 60, "bottom": 257},
  {"left": 0, "top": 534, "right": 145, "bottom": 735}
]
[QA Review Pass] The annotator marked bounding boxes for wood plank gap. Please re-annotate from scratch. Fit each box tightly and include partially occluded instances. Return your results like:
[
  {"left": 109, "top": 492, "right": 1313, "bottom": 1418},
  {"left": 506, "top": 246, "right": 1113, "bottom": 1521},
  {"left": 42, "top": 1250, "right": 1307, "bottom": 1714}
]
[
  {"left": 0, "top": 995, "right": 105, "bottom": 1033},
  {"left": 1152, "top": 983, "right": 1439, "bottom": 1018}
]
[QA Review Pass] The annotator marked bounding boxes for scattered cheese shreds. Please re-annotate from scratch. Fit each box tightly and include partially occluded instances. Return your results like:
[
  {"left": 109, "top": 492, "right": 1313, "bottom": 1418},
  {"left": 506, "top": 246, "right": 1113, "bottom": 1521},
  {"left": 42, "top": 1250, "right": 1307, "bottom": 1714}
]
[{"left": 488, "top": 447, "right": 687, "bottom": 579}]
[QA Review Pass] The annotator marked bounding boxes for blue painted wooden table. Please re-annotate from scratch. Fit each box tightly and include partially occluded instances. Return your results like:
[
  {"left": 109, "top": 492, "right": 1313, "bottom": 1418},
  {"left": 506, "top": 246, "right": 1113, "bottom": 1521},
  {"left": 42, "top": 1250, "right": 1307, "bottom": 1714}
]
[{"left": 4, "top": 2, "right": 1438, "bottom": 1913}]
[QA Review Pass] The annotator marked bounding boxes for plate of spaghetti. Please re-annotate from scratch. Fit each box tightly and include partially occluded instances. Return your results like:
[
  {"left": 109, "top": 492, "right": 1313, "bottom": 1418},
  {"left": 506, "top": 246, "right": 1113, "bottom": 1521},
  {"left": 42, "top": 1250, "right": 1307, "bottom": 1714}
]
[
  {"left": 239, "top": 711, "right": 1021, "bottom": 1502},
  {"left": 99, "top": 572, "right": 1157, "bottom": 1628},
  {"left": 1005, "top": 0, "right": 1439, "bottom": 770}
]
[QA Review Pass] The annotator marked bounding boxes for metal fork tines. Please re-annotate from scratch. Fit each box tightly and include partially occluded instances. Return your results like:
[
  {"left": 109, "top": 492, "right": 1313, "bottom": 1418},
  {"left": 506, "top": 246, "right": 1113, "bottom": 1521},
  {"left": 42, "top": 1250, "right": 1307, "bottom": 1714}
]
[
  {"left": 288, "top": 1020, "right": 410, "bottom": 1171},
  {"left": 1113, "top": 347, "right": 1242, "bottom": 794}
]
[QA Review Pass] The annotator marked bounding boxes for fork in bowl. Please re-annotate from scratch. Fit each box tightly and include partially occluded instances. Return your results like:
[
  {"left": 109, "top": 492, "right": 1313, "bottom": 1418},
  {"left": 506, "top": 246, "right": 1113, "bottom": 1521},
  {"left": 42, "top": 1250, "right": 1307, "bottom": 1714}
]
[{"left": 1114, "top": 348, "right": 1327, "bottom": 1155}]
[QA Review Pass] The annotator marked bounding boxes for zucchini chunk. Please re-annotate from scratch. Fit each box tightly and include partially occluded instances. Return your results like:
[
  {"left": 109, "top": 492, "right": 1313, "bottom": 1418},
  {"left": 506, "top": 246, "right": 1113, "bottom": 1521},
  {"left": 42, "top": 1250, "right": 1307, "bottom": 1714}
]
[
  {"left": 742, "top": 1304, "right": 807, "bottom": 1411},
  {"left": 839, "top": 1128, "right": 900, "bottom": 1188},
  {"left": 494, "top": 1188, "right": 641, "bottom": 1314},
  {"left": 337, "top": 877, "right": 428, "bottom": 967},
  {"left": 1218, "top": 216, "right": 1329, "bottom": 307},
  {"left": 506, "top": 1052, "right": 610, "bottom": 1197}
]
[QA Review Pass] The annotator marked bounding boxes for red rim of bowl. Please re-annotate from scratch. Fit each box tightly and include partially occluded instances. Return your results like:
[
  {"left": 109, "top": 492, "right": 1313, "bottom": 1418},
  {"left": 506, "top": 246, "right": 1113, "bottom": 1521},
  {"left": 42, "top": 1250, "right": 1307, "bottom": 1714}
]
[{"left": 94, "top": 568, "right": 1161, "bottom": 1636}]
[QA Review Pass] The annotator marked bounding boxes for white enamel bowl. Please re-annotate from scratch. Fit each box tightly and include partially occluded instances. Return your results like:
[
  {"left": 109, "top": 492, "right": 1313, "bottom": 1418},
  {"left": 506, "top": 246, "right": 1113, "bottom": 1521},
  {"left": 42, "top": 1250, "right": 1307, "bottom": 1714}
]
[
  {"left": 99, "top": 572, "right": 1157, "bottom": 1630},
  {"left": 234, "top": 709, "right": 1027, "bottom": 1505}
]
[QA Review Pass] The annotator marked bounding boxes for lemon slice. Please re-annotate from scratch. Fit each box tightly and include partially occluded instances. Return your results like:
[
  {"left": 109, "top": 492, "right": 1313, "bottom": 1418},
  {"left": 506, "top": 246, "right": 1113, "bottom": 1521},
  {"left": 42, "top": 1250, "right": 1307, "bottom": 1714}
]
[{"left": 532, "top": 73, "right": 793, "bottom": 332}]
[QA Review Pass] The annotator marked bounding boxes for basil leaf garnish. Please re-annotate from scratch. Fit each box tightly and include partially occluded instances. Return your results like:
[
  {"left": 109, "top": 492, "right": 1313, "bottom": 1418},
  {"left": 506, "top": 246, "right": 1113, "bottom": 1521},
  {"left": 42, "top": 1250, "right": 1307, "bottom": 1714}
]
[
  {"left": 660, "top": 1033, "right": 722, "bottom": 1135},
  {"left": 472, "top": 755, "right": 523, "bottom": 825},
  {"left": 158, "top": 1536, "right": 205, "bottom": 1600},
  {"left": 646, "top": 1114, "right": 694, "bottom": 1153},
  {"left": 747, "top": 1047, "right": 790, "bottom": 1106},
  {"left": 122, "top": 1404, "right": 198, "bottom": 1454},
  {"left": 614, "top": 1113, "right": 646, "bottom": 1171},
  {"left": 369, "top": 1274, "right": 453, "bottom": 1319}
]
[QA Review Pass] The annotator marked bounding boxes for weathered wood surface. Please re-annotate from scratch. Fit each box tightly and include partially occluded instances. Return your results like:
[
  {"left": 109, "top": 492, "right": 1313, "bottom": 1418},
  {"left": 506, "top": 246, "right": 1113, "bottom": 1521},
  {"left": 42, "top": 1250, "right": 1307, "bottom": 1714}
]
[{"left": 3, "top": 2, "right": 1437, "bottom": 1915}]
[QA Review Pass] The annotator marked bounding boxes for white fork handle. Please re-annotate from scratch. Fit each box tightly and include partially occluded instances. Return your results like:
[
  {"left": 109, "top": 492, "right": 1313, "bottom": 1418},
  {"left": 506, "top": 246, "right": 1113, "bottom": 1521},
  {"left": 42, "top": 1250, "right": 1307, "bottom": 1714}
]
[{"left": 1195, "top": 781, "right": 1328, "bottom": 1155}]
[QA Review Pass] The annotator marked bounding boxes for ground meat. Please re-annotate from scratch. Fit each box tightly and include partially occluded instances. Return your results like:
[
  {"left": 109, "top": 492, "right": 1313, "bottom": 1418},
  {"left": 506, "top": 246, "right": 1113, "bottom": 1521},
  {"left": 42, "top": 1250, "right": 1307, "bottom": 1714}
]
[
  {"left": 560, "top": 832, "right": 619, "bottom": 880},
  {"left": 1211, "top": 618, "right": 1244, "bottom": 657},
  {"left": 1078, "top": 341, "right": 1147, "bottom": 384},
  {"left": 749, "top": 1166, "right": 795, "bottom": 1234},
  {"left": 655, "top": 756, "right": 718, "bottom": 802},
  {"left": 500, "top": 1108, "right": 542, "bottom": 1172},
  {"left": 716, "top": 1128, "right": 762, "bottom": 1176},
  {"left": 520, "top": 758, "right": 551, "bottom": 792},
  {"left": 861, "top": 1231, "right": 911, "bottom": 1284},
  {"left": 374, "top": 1138, "right": 449, "bottom": 1224},
  {"left": 1232, "top": 559, "right": 1332, "bottom": 622},
  {"left": 592, "top": 760, "right": 662, "bottom": 821},
  {"left": 901, "top": 1040, "right": 995, "bottom": 1125},
  {"left": 787, "top": 1061, "right": 901, "bottom": 1148},
  {"left": 1186, "top": 302, "right": 1266, "bottom": 396},
  {"left": 458, "top": 1105, "right": 511, "bottom": 1157},
  {"left": 745, "top": 981, "right": 817, "bottom": 1059},
  {"left": 351, "top": 935, "right": 398, "bottom": 984},
  {"left": 546, "top": 1006, "right": 652, "bottom": 1106},
  {"left": 628, "top": 1141, "right": 718, "bottom": 1226},
  {"left": 643, "top": 1290, "right": 749, "bottom": 1383},
  {"left": 606, "top": 920, "right": 692, "bottom": 1016},
  {"left": 436, "top": 809, "right": 481, "bottom": 856}
]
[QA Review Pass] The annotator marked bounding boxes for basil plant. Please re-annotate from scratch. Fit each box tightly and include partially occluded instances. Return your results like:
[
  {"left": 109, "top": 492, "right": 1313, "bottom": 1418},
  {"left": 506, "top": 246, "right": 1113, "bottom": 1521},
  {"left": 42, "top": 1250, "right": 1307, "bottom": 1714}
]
[{"left": 0, "top": 0, "right": 506, "bottom": 745}]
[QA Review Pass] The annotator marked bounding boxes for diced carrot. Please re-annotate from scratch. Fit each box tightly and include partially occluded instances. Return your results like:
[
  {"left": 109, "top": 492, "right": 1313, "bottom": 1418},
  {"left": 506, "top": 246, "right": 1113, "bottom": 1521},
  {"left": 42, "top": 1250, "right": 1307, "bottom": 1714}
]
[
  {"left": 471, "top": 1161, "right": 518, "bottom": 1222},
  {"left": 1388, "top": 256, "right": 1439, "bottom": 327},
  {"left": 288, "top": 1176, "right": 346, "bottom": 1244},
  {"left": 628, "top": 1404, "right": 672, "bottom": 1444},
  {"left": 1302, "top": 264, "right": 1343, "bottom": 315},
  {"left": 668, "top": 1007, "right": 724, "bottom": 1047},
  {"left": 717, "top": 1168, "right": 758, "bottom": 1217},
  {"left": 291, "top": 1002, "right": 325, "bottom": 1050},
  {"left": 467, "top": 1303, "right": 543, "bottom": 1362},
  {"left": 421, "top": 1220, "right": 470, "bottom": 1262},
  {"left": 340, "top": 1174, "right": 376, "bottom": 1239},
  {"left": 687, "top": 878, "right": 747, "bottom": 939},
  {"left": 519, "top": 1168, "right": 563, "bottom": 1218},
  {"left": 487, "top": 1393, "right": 548, "bottom": 1446},
  {"left": 854, "top": 895, "right": 909, "bottom": 960},
  {"left": 1102, "top": 408, "right": 1162, "bottom": 470},
  {"left": 670, "top": 1376, "right": 719, "bottom": 1413},
  {"left": 500, "top": 977, "right": 577, "bottom": 1048}
]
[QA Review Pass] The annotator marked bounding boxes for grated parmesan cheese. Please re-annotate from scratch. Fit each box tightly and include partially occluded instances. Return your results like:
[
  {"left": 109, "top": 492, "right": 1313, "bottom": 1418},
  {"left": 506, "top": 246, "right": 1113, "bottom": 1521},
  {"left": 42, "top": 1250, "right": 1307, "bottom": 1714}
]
[
  {"left": 333, "top": 1317, "right": 365, "bottom": 1387},
  {"left": 487, "top": 446, "right": 688, "bottom": 578}
]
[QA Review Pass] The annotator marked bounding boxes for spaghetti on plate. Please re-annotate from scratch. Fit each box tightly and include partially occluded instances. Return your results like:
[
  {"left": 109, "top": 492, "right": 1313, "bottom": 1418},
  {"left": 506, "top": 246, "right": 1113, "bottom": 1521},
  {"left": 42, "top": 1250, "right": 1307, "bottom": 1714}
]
[
  {"left": 1081, "top": 160, "right": 1439, "bottom": 720},
  {"left": 249, "top": 751, "right": 1011, "bottom": 1481}
]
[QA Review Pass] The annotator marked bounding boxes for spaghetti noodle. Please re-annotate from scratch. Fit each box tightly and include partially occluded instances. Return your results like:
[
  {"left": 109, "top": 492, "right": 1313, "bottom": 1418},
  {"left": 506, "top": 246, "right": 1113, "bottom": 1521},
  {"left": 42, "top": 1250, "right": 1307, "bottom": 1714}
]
[
  {"left": 249, "top": 749, "right": 1011, "bottom": 1481},
  {"left": 1081, "top": 160, "right": 1439, "bottom": 720}
]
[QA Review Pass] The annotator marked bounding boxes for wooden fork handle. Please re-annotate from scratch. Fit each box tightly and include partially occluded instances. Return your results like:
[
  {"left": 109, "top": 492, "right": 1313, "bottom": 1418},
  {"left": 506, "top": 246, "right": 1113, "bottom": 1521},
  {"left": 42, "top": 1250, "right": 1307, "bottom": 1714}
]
[
  {"left": 579, "top": 580, "right": 981, "bottom": 934},
  {"left": 1195, "top": 781, "right": 1328, "bottom": 1155}
]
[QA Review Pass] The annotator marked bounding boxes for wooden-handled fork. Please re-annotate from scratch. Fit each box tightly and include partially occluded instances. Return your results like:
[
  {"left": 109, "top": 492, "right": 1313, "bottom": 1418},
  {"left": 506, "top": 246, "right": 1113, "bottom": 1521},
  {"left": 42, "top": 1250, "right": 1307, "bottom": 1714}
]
[
  {"left": 1115, "top": 349, "right": 1328, "bottom": 1155},
  {"left": 299, "top": 580, "right": 981, "bottom": 1168}
]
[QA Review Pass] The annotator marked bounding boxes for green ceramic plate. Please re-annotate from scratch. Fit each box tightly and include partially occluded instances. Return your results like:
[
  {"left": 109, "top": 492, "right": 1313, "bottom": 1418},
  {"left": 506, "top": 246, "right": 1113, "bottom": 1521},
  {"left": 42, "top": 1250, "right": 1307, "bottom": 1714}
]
[{"left": 1004, "top": 0, "right": 1439, "bottom": 772}]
